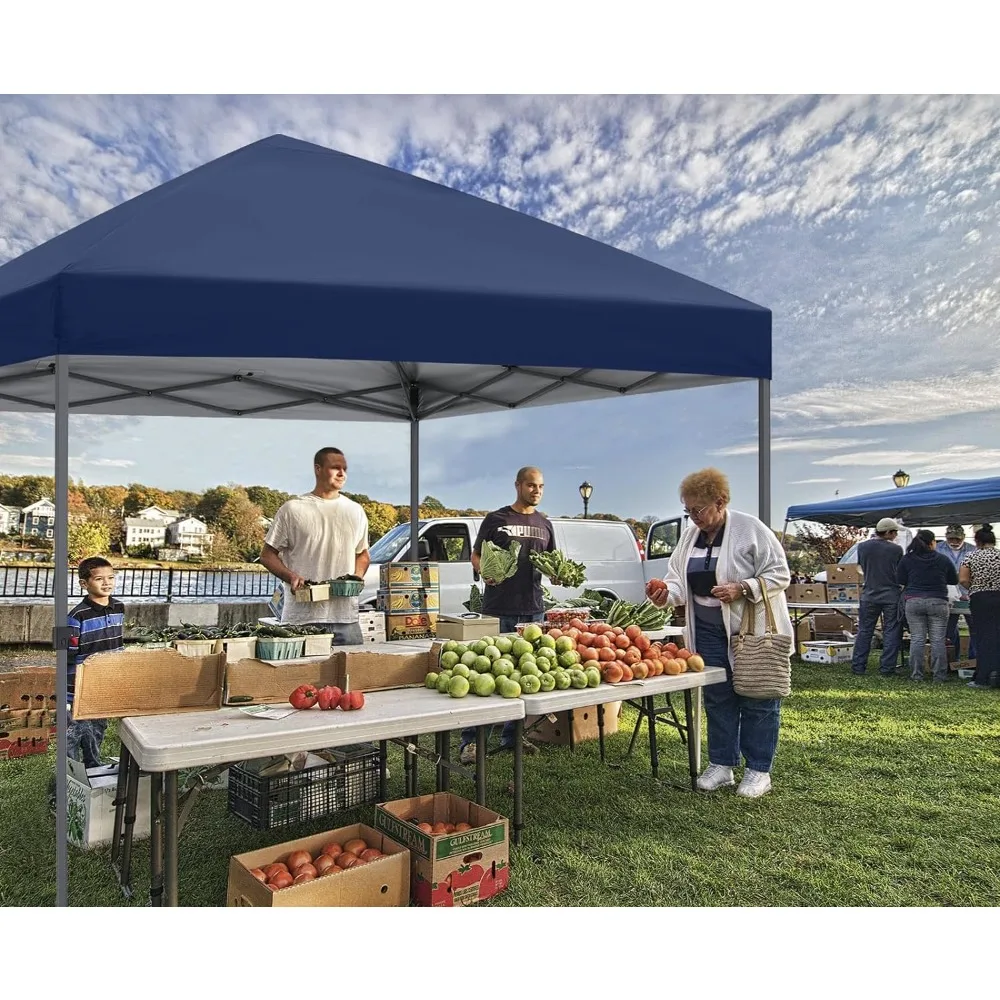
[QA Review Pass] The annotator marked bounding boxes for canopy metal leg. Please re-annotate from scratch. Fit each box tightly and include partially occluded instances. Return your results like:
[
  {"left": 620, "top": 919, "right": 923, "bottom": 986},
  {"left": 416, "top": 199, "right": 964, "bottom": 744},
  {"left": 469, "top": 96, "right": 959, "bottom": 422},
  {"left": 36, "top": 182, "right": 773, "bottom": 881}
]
[
  {"left": 54, "top": 355, "right": 69, "bottom": 908},
  {"left": 758, "top": 378, "right": 771, "bottom": 526}
]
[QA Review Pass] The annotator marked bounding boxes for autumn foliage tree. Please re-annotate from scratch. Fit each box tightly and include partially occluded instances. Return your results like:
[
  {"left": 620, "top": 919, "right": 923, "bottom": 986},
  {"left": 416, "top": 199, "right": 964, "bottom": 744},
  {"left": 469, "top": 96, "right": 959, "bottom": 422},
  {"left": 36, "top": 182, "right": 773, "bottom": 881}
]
[{"left": 793, "top": 523, "right": 868, "bottom": 569}]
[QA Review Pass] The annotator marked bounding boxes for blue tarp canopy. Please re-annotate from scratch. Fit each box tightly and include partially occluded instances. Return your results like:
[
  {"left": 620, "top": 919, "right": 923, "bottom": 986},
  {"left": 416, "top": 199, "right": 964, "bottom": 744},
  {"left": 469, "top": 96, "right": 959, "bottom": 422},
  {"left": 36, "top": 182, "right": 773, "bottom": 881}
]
[
  {"left": 0, "top": 133, "right": 770, "bottom": 422},
  {"left": 786, "top": 477, "right": 1000, "bottom": 528}
]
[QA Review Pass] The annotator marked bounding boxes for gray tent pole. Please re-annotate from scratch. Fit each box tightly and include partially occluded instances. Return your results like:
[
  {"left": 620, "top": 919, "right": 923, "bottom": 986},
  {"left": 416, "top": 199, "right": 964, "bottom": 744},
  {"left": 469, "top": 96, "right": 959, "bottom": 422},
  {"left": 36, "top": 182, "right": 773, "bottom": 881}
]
[
  {"left": 758, "top": 378, "right": 771, "bottom": 527},
  {"left": 54, "top": 355, "right": 69, "bottom": 907},
  {"left": 409, "top": 417, "right": 420, "bottom": 561}
]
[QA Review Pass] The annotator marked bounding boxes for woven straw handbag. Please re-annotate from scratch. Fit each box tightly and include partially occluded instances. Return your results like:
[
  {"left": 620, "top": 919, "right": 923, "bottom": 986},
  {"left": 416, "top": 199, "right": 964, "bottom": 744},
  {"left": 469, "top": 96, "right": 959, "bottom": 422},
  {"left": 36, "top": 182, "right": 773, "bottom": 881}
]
[{"left": 731, "top": 578, "right": 792, "bottom": 699}]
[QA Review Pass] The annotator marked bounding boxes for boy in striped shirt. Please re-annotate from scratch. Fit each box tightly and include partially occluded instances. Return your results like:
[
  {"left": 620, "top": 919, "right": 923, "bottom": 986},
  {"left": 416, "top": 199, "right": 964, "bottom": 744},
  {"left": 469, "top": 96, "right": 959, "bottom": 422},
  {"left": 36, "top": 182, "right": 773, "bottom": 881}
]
[{"left": 66, "top": 557, "right": 125, "bottom": 767}]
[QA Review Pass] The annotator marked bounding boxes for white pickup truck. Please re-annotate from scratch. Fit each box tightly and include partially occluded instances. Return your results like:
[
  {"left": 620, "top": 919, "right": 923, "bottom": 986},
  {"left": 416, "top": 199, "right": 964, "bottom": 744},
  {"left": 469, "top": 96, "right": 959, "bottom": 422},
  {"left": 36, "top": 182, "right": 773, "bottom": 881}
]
[{"left": 360, "top": 515, "right": 684, "bottom": 615}]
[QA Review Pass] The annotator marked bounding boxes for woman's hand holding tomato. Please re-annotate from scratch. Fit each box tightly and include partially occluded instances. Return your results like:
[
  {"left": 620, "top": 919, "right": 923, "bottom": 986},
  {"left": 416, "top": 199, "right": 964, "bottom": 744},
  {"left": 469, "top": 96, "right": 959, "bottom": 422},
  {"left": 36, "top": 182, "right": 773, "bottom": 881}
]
[{"left": 646, "top": 578, "right": 669, "bottom": 607}]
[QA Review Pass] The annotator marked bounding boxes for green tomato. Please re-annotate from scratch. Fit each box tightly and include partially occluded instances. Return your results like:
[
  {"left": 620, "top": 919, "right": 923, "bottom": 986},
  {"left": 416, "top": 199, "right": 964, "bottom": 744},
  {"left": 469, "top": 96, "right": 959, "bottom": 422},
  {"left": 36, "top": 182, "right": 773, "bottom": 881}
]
[
  {"left": 539, "top": 672, "right": 556, "bottom": 692},
  {"left": 520, "top": 673, "right": 541, "bottom": 694},
  {"left": 473, "top": 673, "right": 496, "bottom": 697},
  {"left": 511, "top": 638, "right": 533, "bottom": 658},
  {"left": 442, "top": 640, "right": 459, "bottom": 653},
  {"left": 449, "top": 675, "right": 471, "bottom": 698},
  {"left": 509, "top": 670, "right": 522, "bottom": 686},
  {"left": 537, "top": 634, "right": 556, "bottom": 650},
  {"left": 453, "top": 663, "right": 471, "bottom": 679},
  {"left": 425, "top": 671, "right": 440, "bottom": 689},
  {"left": 436, "top": 674, "right": 452, "bottom": 694},
  {"left": 473, "top": 655, "right": 492, "bottom": 673},
  {"left": 522, "top": 624, "right": 544, "bottom": 643},
  {"left": 553, "top": 671, "right": 571, "bottom": 690},
  {"left": 460, "top": 651, "right": 478, "bottom": 667},
  {"left": 495, "top": 636, "right": 513, "bottom": 654},
  {"left": 471, "top": 640, "right": 488, "bottom": 656},
  {"left": 520, "top": 661, "right": 541, "bottom": 677},
  {"left": 484, "top": 645, "right": 502, "bottom": 662}
]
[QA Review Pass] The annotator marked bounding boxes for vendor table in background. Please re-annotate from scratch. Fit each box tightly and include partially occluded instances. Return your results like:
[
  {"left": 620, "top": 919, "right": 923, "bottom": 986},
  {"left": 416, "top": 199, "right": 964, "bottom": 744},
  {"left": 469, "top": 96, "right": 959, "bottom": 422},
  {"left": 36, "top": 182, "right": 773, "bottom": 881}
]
[{"left": 116, "top": 688, "right": 525, "bottom": 906}]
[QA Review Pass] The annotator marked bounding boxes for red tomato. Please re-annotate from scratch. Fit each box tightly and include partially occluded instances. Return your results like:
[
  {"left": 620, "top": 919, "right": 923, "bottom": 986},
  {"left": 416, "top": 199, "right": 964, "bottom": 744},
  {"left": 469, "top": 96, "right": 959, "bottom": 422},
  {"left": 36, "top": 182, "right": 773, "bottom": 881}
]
[
  {"left": 316, "top": 684, "right": 343, "bottom": 710},
  {"left": 343, "top": 838, "right": 368, "bottom": 856},
  {"left": 614, "top": 634, "right": 631, "bottom": 649},
  {"left": 313, "top": 854, "right": 337, "bottom": 875},
  {"left": 292, "top": 862, "right": 318, "bottom": 879},
  {"left": 262, "top": 862, "right": 289, "bottom": 880},
  {"left": 320, "top": 841, "right": 343, "bottom": 859},
  {"left": 625, "top": 625, "right": 643, "bottom": 641},
  {"left": 268, "top": 871, "right": 294, "bottom": 890},
  {"left": 288, "top": 684, "right": 318, "bottom": 710},
  {"left": 249, "top": 868, "right": 267, "bottom": 882},
  {"left": 293, "top": 872, "right": 316, "bottom": 884},
  {"left": 286, "top": 850, "right": 313, "bottom": 871},
  {"left": 339, "top": 691, "right": 365, "bottom": 711},
  {"left": 359, "top": 848, "right": 383, "bottom": 862}
]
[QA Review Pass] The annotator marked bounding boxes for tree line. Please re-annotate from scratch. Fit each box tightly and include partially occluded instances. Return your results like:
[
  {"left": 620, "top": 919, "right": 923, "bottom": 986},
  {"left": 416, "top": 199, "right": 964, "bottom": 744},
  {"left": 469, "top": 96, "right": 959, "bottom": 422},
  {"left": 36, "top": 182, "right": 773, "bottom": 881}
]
[{"left": 0, "top": 474, "right": 664, "bottom": 564}]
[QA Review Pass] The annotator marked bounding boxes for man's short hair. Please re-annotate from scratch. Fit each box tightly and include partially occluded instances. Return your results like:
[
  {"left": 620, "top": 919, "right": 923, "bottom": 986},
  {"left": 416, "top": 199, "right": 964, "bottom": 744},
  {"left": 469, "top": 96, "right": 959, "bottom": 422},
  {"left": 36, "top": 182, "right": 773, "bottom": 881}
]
[
  {"left": 78, "top": 556, "right": 113, "bottom": 581},
  {"left": 313, "top": 447, "right": 345, "bottom": 468},
  {"left": 516, "top": 466, "right": 542, "bottom": 483}
]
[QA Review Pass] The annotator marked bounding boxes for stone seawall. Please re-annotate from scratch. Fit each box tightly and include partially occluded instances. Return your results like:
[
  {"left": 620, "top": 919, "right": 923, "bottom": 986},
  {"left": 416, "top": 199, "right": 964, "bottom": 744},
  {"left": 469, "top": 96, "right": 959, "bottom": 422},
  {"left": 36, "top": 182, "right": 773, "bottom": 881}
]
[{"left": 0, "top": 602, "right": 272, "bottom": 644}]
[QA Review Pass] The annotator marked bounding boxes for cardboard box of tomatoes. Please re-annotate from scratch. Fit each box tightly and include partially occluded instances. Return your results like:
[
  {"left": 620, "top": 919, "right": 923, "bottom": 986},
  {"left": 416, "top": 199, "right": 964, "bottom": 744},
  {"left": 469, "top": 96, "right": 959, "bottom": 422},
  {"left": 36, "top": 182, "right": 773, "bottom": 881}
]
[
  {"left": 227, "top": 822, "right": 410, "bottom": 907},
  {"left": 375, "top": 792, "right": 510, "bottom": 907}
]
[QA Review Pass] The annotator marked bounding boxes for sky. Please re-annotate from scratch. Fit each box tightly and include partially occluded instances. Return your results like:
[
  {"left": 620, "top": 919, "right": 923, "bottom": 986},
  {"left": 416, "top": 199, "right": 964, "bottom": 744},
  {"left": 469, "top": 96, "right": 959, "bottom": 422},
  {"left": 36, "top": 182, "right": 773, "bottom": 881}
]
[{"left": 1, "top": 93, "right": 999, "bottom": 527}]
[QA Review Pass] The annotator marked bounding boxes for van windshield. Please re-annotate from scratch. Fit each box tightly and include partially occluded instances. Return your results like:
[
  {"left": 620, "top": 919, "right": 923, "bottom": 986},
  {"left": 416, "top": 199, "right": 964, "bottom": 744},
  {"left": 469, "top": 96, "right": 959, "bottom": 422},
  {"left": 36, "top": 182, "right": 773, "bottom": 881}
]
[{"left": 368, "top": 522, "right": 425, "bottom": 564}]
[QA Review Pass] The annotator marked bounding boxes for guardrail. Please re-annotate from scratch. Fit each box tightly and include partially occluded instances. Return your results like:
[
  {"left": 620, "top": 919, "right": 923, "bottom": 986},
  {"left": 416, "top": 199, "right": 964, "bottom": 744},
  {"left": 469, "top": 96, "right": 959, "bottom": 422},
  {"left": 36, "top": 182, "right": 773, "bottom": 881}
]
[{"left": 0, "top": 565, "right": 279, "bottom": 601}]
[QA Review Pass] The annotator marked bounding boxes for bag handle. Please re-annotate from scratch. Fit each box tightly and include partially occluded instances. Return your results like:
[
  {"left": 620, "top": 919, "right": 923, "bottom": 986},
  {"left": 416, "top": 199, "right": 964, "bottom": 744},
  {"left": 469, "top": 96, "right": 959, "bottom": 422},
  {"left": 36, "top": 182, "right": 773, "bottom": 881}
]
[{"left": 737, "top": 577, "right": 779, "bottom": 638}]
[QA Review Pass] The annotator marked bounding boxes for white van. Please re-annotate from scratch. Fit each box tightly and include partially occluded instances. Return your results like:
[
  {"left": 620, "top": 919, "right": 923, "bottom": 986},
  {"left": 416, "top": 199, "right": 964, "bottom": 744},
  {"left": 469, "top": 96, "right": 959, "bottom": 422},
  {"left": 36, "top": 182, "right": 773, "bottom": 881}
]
[{"left": 361, "top": 516, "right": 684, "bottom": 615}]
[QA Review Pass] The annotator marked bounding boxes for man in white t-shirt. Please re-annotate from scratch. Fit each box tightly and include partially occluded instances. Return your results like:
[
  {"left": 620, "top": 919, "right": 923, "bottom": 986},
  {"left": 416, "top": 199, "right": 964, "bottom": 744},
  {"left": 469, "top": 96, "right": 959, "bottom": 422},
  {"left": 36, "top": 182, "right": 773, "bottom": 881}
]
[{"left": 260, "top": 447, "right": 370, "bottom": 644}]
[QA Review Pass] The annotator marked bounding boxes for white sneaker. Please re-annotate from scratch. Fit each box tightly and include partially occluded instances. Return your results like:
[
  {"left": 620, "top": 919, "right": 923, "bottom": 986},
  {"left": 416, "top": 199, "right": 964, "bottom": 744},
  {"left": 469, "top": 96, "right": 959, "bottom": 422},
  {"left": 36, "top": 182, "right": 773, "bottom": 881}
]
[
  {"left": 736, "top": 769, "right": 772, "bottom": 798},
  {"left": 696, "top": 764, "right": 735, "bottom": 791}
]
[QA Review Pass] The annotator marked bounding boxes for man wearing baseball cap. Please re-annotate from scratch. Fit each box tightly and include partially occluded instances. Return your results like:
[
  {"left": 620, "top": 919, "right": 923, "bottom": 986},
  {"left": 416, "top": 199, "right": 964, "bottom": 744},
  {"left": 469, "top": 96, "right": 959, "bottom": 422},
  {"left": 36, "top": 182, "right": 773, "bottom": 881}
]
[
  {"left": 939, "top": 524, "right": 976, "bottom": 662},
  {"left": 851, "top": 517, "right": 905, "bottom": 675}
]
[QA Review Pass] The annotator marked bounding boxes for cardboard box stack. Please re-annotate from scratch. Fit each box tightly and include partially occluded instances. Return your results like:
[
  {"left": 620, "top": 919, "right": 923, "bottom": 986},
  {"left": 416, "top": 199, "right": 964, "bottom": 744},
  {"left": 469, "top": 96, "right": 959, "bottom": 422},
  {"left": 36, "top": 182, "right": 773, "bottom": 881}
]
[
  {"left": 825, "top": 564, "right": 862, "bottom": 603},
  {"left": 379, "top": 563, "right": 439, "bottom": 640},
  {"left": 787, "top": 583, "right": 827, "bottom": 604},
  {"left": 375, "top": 792, "right": 510, "bottom": 907},
  {"left": 0, "top": 668, "right": 57, "bottom": 760}
]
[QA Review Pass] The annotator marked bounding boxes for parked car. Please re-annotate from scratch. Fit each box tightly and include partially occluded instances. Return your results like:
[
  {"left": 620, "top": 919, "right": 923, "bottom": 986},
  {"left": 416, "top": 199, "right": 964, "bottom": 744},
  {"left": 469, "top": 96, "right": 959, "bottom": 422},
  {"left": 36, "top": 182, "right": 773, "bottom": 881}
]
[{"left": 361, "top": 515, "right": 683, "bottom": 616}]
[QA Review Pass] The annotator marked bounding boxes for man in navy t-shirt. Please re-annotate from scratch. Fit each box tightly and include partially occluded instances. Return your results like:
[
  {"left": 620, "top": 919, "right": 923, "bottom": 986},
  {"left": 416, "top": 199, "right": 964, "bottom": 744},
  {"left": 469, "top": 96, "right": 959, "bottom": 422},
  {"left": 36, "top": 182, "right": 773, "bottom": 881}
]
[
  {"left": 459, "top": 466, "right": 556, "bottom": 764},
  {"left": 851, "top": 518, "right": 904, "bottom": 675}
]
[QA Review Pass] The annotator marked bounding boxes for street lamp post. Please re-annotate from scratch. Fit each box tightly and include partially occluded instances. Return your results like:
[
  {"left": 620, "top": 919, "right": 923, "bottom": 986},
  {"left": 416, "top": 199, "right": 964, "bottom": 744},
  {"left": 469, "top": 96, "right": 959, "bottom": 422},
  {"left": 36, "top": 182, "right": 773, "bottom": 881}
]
[
  {"left": 892, "top": 469, "right": 910, "bottom": 489},
  {"left": 578, "top": 481, "right": 593, "bottom": 519}
]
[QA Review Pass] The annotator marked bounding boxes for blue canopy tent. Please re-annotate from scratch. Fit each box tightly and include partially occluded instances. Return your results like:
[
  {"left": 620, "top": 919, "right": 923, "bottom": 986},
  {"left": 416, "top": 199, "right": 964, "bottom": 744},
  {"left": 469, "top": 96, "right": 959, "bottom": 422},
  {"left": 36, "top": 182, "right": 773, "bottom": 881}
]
[
  {"left": 0, "top": 134, "right": 772, "bottom": 905},
  {"left": 785, "top": 477, "right": 1000, "bottom": 529}
]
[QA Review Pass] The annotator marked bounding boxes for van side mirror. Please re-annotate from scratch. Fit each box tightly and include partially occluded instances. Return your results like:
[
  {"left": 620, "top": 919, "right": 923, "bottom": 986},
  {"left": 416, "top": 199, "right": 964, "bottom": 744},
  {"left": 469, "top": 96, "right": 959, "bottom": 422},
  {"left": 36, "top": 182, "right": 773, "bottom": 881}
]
[{"left": 647, "top": 518, "right": 681, "bottom": 559}]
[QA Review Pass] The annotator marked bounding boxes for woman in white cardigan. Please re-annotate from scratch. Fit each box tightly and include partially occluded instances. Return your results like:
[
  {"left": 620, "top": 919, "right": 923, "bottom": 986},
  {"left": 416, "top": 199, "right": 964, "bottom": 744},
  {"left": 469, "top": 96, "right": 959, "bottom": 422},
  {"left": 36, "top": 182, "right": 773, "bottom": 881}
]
[{"left": 647, "top": 468, "right": 793, "bottom": 798}]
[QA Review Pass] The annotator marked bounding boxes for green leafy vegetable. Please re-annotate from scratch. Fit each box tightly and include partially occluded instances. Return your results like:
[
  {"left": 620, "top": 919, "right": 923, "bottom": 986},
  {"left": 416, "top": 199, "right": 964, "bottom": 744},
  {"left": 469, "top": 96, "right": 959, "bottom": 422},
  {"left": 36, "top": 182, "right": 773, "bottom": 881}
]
[
  {"left": 529, "top": 549, "right": 587, "bottom": 588},
  {"left": 480, "top": 539, "right": 521, "bottom": 583}
]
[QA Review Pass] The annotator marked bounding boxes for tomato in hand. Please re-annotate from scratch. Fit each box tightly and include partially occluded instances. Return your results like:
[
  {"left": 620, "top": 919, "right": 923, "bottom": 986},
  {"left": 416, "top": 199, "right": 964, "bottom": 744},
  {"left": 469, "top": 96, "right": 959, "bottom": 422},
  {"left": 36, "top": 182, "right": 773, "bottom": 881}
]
[{"left": 288, "top": 684, "right": 318, "bottom": 710}]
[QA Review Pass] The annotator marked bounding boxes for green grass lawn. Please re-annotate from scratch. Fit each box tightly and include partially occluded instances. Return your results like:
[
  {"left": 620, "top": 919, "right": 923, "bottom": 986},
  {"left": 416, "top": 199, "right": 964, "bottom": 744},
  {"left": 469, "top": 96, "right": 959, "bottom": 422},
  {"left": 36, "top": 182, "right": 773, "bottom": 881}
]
[{"left": 3, "top": 658, "right": 999, "bottom": 907}]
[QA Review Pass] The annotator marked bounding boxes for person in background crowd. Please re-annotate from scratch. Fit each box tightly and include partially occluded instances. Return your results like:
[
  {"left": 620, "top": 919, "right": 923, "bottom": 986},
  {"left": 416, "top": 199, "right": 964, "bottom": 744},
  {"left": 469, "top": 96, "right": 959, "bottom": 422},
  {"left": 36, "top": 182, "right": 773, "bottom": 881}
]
[
  {"left": 646, "top": 467, "right": 792, "bottom": 799},
  {"left": 897, "top": 530, "right": 957, "bottom": 682},
  {"left": 959, "top": 525, "right": 1000, "bottom": 689},
  {"left": 939, "top": 524, "right": 977, "bottom": 663},
  {"left": 458, "top": 466, "right": 558, "bottom": 765},
  {"left": 851, "top": 518, "right": 904, "bottom": 676},
  {"left": 261, "top": 447, "right": 370, "bottom": 645}
]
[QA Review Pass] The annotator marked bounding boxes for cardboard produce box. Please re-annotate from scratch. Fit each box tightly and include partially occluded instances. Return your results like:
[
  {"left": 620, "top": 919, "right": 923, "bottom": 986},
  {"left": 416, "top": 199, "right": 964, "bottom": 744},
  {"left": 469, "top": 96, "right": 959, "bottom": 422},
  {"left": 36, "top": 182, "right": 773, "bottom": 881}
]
[
  {"left": 224, "top": 653, "right": 339, "bottom": 705},
  {"left": 0, "top": 668, "right": 57, "bottom": 714},
  {"left": 293, "top": 582, "right": 331, "bottom": 603},
  {"left": 787, "top": 583, "right": 827, "bottom": 604},
  {"left": 435, "top": 615, "right": 501, "bottom": 642},
  {"left": 0, "top": 725, "right": 56, "bottom": 760},
  {"left": 334, "top": 644, "right": 430, "bottom": 693},
  {"left": 67, "top": 758, "right": 151, "bottom": 849},
  {"left": 227, "top": 822, "right": 409, "bottom": 907},
  {"left": 813, "top": 611, "right": 855, "bottom": 633},
  {"left": 377, "top": 587, "right": 441, "bottom": 613},
  {"left": 380, "top": 563, "right": 440, "bottom": 590},
  {"left": 386, "top": 611, "right": 437, "bottom": 641},
  {"left": 526, "top": 702, "right": 621, "bottom": 745},
  {"left": 74, "top": 648, "right": 225, "bottom": 719},
  {"left": 827, "top": 583, "right": 861, "bottom": 604},
  {"left": 799, "top": 640, "right": 854, "bottom": 664},
  {"left": 375, "top": 792, "right": 510, "bottom": 907},
  {"left": 826, "top": 564, "right": 863, "bottom": 585}
]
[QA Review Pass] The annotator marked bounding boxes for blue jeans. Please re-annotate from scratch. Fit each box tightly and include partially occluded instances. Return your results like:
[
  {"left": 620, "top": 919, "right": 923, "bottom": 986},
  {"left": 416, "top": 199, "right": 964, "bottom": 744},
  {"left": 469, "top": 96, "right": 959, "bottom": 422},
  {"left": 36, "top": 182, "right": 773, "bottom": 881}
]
[
  {"left": 696, "top": 620, "right": 781, "bottom": 773},
  {"left": 904, "top": 597, "right": 949, "bottom": 680},
  {"left": 460, "top": 612, "right": 543, "bottom": 749},
  {"left": 946, "top": 612, "right": 975, "bottom": 661},
  {"left": 67, "top": 717, "right": 109, "bottom": 768},
  {"left": 852, "top": 598, "right": 903, "bottom": 674}
]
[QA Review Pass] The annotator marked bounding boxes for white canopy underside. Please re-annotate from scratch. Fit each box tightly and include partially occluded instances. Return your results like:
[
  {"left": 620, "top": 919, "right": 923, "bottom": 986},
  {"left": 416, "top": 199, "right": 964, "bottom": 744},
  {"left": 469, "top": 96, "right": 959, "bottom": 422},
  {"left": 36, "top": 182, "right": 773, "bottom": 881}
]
[{"left": 0, "top": 355, "right": 747, "bottom": 422}]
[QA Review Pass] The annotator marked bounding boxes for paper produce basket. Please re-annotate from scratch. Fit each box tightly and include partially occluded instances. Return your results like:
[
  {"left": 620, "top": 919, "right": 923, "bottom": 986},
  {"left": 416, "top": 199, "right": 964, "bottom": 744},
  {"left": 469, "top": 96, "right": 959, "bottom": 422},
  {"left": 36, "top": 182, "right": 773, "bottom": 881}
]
[
  {"left": 221, "top": 636, "right": 258, "bottom": 660},
  {"left": 327, "top": 578, "right": 364, "bottom": 597},
  {"left": 303, "top": 634, "right": 333, "bottom": 656},
  {"left": 256, "top": 637, "right": 307, "bottom": 661},
  {"left": 172, "top": 638, "right": 223, "bottom": 657}
]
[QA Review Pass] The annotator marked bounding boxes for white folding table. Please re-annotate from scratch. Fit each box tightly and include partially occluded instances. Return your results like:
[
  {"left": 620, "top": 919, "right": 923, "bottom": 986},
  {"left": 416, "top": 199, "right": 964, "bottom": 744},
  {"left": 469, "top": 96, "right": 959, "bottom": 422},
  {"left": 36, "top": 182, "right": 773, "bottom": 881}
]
[{"left": 115, "top": 687, "right": 526, "bottom": 906}]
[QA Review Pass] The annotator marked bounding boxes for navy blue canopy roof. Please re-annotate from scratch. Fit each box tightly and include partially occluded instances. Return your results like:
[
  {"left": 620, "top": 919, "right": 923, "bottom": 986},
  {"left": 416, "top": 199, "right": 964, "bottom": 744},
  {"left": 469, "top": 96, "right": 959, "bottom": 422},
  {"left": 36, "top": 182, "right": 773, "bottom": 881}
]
[
  {"left": 786, "top": 477, "right": 1000, "bottom": 528},
  {"left": 0, "top": 134, "right": 770, "bottom": 421}
]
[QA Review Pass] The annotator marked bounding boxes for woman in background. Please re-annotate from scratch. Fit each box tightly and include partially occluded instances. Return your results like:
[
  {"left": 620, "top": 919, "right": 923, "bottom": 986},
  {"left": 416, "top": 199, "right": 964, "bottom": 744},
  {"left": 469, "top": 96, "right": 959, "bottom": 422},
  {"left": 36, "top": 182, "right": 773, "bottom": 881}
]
[{"left": 959, "top": 525, "right": 1000, "bottom": 689}]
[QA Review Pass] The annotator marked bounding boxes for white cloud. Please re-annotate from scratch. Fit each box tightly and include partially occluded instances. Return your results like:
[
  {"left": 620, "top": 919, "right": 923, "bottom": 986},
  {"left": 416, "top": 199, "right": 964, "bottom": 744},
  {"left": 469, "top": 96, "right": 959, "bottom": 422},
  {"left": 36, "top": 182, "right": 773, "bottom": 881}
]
[
  {"left": 814, "top": 445, "right": 1000, "bottom": 477},
  {"left": 0, "top": 452, "right": 136, "bottom": 471},
  {"left": 712, "top": 437, "right": 884, "bottom": 457},
  {"left": 788, "top": 477, "right": 845, "bottom": 484}
]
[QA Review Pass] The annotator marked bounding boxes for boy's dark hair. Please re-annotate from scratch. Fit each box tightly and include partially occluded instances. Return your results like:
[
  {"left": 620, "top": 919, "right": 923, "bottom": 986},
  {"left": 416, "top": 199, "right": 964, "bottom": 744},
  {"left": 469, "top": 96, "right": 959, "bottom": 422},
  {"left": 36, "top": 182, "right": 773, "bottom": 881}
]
[
  {"left": 78, "top": 556, "right": 113, "bottom": 581},
  {"left": 313, "top": 447, "right": 345, "bottom": 468}
]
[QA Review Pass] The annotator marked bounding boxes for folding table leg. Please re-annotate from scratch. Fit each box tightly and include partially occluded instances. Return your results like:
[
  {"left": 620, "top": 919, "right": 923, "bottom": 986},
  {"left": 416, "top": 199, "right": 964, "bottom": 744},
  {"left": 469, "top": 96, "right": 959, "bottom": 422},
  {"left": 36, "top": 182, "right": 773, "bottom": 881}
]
[
  {"left": 117, "top": 754, "right": 141, "bottom": 897},
  {"left": 439, "top": 730, "right": 451, "bottom": 792},
  {"left": 512, "top": 719, "right": 524, "bottom": 846},
  {"left": 164, "top": 770, "right": 179, "bottom": 907},
  {"left": 646, "top": 695, "right": 660, "bottom": 779},
  {"left": 149, "top": 772, "right": 164, "bottom": 907},
  {"left": 475, "top": 726, "right": 487, "bottom": 805},
  {"left": 567, "top": 709, "right": 575, "bottom": 752},
  {"left": 378, "top": 740, "right": 388, "bottom": 801},
  {"left": 597, "top": 703, "right": 606, "bottom": 763},
  {"left": 110, "top": 745, "right": 131, "bottom": 865},
  {"left": 685, "top": 687, "right": 702, "bottom": 789}
]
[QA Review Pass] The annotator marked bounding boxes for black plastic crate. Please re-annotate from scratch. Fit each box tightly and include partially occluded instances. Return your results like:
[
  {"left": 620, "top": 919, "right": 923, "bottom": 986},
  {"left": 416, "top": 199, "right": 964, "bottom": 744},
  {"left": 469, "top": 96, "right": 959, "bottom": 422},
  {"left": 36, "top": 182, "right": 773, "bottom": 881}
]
[{"left": 227, "top": 743, "right": 380, "bottom": 830}]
